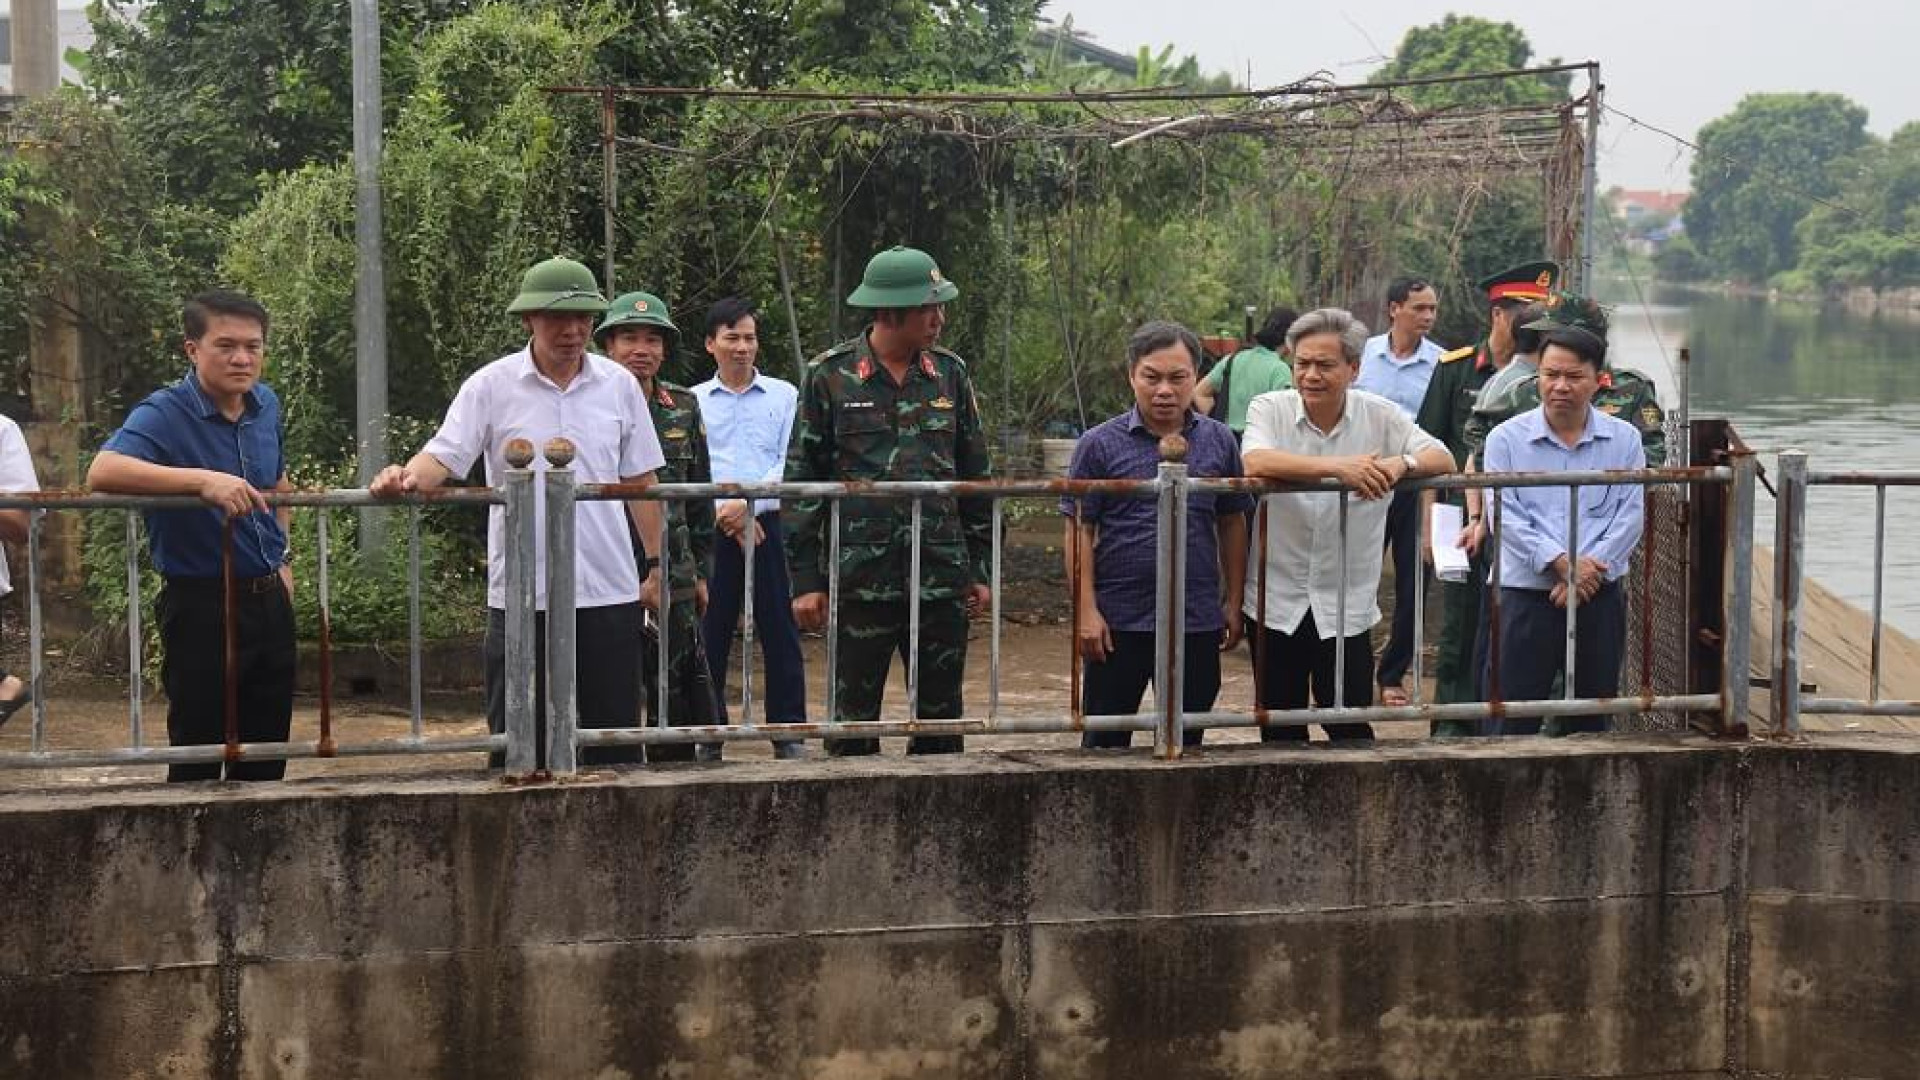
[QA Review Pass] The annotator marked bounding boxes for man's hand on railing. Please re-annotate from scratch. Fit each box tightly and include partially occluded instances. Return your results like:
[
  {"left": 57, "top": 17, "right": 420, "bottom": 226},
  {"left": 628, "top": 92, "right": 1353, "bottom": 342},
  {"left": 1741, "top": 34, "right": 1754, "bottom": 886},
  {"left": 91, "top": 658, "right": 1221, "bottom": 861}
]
[
  {"left": 1076, "top": 606, "right": 1113, "bottom": 663},
  {"left": 716, "top": 498, "right": 752, "bottom": 538},
  {"left": 1326, "top": 454, "right": 1397, "bottom": 501},
  {"left": 198, "top": 471, "right": 270, "bottom": 518},
  {"left": 792, "top": 591, "right": 827, "bottom": 632},
  {"left": 368, "top": 464, "right": 418, "bottom": 497}
]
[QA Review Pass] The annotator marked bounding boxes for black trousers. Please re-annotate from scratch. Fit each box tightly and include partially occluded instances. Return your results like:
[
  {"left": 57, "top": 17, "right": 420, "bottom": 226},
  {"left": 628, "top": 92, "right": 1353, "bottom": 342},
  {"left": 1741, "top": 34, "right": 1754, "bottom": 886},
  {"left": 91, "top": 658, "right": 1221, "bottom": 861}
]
[
  {"left": 1253, "top": 610, "right": 1375, "bottom": 741},
  {"left": 1080, "top": 630, "right": 1220, "bottom": 749},
  {"left": 702, "top": 512, "right": 808, "bottom": 724},
  {"left": 1376, "top": 487, "right": 1423, "bottom": 688},
  {"left": 157, "top": 576, "right": 296, "bottom": 782},
  {"left": 1486, "top": 582, "right": 1626, "bottom": 736},
  {"left": 485, "top": 601, "right": 644, "bottom": 769}
]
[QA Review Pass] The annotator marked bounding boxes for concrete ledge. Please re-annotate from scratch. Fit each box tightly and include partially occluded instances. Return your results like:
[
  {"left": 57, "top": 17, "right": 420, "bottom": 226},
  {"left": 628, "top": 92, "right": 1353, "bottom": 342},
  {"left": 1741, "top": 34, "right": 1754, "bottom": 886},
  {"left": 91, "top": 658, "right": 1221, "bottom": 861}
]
[{"left": 0, "top": 735, "right": 1915, "bottom": 1078}]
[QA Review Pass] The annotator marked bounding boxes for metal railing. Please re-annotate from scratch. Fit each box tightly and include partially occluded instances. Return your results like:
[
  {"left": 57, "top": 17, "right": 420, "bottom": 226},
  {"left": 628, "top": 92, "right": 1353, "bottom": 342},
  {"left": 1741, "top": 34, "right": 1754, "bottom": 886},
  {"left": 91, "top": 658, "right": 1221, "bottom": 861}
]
[
  {"left": 1769, "top": 450, "right": 1920, "bottom": 735},
  {"left": 0, "top": 480, "right": 534, "bottom": 771},
  {"left": 0, "top": 437, "right": 1778, "bottom": 774}
]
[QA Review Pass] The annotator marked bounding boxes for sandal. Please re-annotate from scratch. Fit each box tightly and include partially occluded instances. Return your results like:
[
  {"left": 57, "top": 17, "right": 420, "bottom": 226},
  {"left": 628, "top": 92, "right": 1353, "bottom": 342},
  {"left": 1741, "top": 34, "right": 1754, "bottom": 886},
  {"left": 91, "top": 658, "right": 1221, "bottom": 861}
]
[
  {"left": 1380, "top": 684, "right": 1410, "bottom": 708},
  {"left": 0, "top": 688, "right": 32, "bottom": 730}
]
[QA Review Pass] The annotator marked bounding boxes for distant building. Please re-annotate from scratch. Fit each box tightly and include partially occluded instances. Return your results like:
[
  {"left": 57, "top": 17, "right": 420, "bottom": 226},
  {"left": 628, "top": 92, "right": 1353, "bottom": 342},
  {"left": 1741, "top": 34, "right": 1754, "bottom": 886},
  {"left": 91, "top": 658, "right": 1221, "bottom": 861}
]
[
  {"left": 1613, "top": 189, "right": 1689, "bottom": 227},
  {"left": 0, "top": 3, "right": 95, "bottom": 94}
]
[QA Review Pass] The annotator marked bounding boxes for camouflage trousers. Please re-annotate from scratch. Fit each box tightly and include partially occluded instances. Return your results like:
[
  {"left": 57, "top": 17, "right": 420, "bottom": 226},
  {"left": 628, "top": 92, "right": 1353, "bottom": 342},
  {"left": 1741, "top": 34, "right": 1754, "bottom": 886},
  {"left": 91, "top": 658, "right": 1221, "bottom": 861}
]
[
  {"left": 1431, "top": 552, "right": 1488, "bottom": 737},
  {"left": 826, "top": 598, "right": 968, "bottom": 757},
  {"left": 640, "top": 595, "right": 725, "bottom": 763}
]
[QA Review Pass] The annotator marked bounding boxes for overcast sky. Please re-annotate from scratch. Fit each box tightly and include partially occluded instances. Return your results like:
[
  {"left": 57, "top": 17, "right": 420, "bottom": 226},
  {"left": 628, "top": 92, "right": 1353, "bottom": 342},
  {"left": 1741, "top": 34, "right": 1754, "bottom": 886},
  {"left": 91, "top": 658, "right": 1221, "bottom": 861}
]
[{"left": 1057, "top": 0, "right": 1918, "bottom": 191}]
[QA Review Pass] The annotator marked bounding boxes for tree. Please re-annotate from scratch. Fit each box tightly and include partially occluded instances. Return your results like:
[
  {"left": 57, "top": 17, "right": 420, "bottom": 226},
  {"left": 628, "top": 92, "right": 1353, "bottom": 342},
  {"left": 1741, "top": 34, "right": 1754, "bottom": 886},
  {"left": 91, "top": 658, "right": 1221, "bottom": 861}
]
[
  {"left": 1685, "top": 93, "right": 1870, "bottom": 283},
  {"left": 1794, "top": 122, "right": 1920, "bottom": 289},
  {"left": 1370, "top": 16, "right": 1572, "bottom": 107}
]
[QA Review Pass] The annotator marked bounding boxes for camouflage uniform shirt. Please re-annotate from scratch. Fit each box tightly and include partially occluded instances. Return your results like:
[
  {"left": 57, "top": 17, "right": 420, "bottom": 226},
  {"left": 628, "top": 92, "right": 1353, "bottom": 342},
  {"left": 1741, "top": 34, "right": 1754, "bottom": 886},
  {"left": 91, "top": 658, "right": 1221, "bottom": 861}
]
[
  {"left": 1462, "top": 367, "right": 1667, "bottom": 467},
  {"left": 642, "top": 379, "right": 716, "bottom": 600},
  {"left": 785, "top": 332, "right": 993, "bottom": 602}
]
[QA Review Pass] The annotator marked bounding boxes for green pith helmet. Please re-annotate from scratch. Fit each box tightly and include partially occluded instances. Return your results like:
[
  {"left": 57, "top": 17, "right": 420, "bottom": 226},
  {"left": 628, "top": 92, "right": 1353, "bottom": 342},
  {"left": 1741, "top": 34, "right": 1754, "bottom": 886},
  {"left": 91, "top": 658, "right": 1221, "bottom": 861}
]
[
  {"left": 505, "top": 257, "right": 609, "bottom": 315},
  {"left": 845, "top": 246, "right": 960, "bottom": 310},
  {"left": 595, "top": 291, "right": 678, "bottom": 346}
]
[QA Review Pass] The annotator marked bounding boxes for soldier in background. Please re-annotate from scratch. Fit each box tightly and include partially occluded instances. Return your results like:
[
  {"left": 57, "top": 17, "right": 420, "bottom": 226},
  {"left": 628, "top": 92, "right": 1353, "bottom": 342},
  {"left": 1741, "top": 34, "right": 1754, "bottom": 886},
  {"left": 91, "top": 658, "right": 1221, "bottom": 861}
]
[
  {"left": 785, "top": 246, "right": 994, "bottom": 756},
  {"left": 595, "top": 291, "right": 725, "bottom": 762},
  {"left": 1415, "top": 261, "right": 1558, "bottom": 725}
]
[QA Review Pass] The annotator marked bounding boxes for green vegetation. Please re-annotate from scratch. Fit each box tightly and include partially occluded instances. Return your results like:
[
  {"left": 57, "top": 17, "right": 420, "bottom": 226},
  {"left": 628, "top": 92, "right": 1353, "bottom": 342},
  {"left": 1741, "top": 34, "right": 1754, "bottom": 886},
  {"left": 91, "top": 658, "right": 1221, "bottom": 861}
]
[
  {"left": 1667, "top": 93, "right": 1916, "bottom": 292},
  {"left": 5, "top": 2, "right": 1578, "bottom": 637}
]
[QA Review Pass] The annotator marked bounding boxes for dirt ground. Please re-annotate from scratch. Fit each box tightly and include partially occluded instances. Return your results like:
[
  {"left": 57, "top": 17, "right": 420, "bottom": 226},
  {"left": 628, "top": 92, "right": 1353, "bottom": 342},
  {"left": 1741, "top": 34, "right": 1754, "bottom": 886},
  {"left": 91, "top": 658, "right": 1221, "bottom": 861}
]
[{"left": 0, "top": 518, "right": 1438, "bottom": 792}]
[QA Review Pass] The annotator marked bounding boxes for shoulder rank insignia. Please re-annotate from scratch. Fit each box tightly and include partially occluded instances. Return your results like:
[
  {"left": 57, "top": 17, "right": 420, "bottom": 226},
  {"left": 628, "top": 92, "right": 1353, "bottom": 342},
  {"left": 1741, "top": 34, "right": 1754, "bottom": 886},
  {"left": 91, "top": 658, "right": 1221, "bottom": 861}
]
[
  {"left": 662, "top": 427, "right": 688, "bottom": 440},
  {"left": 1640, "top": 405, "right": 1663, "bottom": 428},
  {"left": 1440, "top": 345, "right": 1477, "bottom": 364},
  {"left": 929, "top": 396, "right": 954, "bottom": 410}
]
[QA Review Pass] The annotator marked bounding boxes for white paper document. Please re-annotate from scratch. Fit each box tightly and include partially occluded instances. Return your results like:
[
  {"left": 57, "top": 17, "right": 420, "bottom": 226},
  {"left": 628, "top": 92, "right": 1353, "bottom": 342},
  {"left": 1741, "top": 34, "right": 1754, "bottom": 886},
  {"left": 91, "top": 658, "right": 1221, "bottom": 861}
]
[{"left": 1429, "top": 503, "right": 1472, "bottom": 583}]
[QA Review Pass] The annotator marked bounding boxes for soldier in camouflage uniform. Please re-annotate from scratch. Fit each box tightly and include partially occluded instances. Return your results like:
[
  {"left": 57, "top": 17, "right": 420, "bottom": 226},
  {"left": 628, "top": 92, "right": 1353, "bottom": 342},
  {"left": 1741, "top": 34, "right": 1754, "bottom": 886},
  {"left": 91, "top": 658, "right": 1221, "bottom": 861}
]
[
  {"left": 785, "top": 247, "right": 994, "bottom": 756},
  {"left": 1415, "top": 262, "right": 1558, "bottom": 727},
  {"left": 596, "top": 291, "right": 725, "bottom": 762}
]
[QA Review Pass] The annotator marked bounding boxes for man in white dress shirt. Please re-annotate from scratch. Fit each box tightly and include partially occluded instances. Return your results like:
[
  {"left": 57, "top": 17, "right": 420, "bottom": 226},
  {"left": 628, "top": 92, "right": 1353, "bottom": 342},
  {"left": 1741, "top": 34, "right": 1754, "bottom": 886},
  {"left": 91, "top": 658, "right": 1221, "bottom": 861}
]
[
  {"left": 1241, "top": 307, "right": 1454, "bottom": 741},
  {"left": 371, "top": 257, "right": 668, "bottom": 768}
]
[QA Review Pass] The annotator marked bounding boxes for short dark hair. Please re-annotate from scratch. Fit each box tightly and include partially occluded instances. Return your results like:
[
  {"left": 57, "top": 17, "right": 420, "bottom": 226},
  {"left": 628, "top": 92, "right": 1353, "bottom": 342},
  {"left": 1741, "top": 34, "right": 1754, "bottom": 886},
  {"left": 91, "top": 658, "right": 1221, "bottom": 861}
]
[
  {"left": 704, "top": 296, "right": 757, "bottom": 339},
  {"left": 1542, "top": 330, "right": 1606, "bottom": 370},
  {"left": 1253, "top": 306, "right": 1299, "bottom": 351},
  {"left": 1509, "top": 300, "right": 1548, "bottom": 356},
  {"left": 183, "top": 290, "right": 269, "bottom": 341},
  {"left": 1386, "top": 276, "right": 1433, "bottom": 306},
  {"left": 1126, "top": 320, "right": 1203, "bottom": 371}
]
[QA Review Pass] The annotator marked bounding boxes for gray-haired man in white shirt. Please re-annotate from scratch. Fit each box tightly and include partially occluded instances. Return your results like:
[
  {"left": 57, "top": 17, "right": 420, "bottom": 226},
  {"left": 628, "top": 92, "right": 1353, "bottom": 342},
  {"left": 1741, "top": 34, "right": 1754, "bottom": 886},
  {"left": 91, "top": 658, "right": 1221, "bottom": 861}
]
[
  {"left": 372, "top": 257, "right": 668, "bottom": 768},
  {"left": 1241, "top": 307, "right": 1454, "bottom": 741}
]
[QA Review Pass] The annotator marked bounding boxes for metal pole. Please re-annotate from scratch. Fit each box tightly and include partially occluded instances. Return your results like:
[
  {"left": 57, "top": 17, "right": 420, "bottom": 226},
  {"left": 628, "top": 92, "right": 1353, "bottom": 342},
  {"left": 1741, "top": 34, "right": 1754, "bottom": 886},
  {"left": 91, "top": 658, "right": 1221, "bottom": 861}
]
[
  {"left": 1156, "top": 460, "right": 1189, "bottom": 760},
  {"left": 741, "top": 504, "right": 757, "bottom": 725},
  {"left": 407, "top": 504, "right": 423, "bottom": 739},
  {"left": 502, "top": 442, "right": 538, "bottom": 772},
  {"left": 543, "top": 441, "right": 580, "bottom": 773},
  {"left": 7, "top": 0, "right": 59, "bottom": 97},
  {"left": 126, "top": 511, "right": 143, "bottom": 748},
  {"left": 1722, "top": 452, "right": 1757, "bottom": 736},
  {"left": 1771, "top": 451, "right": 1807, "bottom": 739},
  {"left": 825, "top": 499, "right": 842, "bottom": 726},
  {"left": 317, "top": 509, "right": 335, "bottom": 757},
  {"left": 1871, "top": 485, "right": 1886, "bottom": 703},
  {"left": 656, "top": 510, "right": 670, "bottom": 728},
  {"left": 1151, "top": 466, "right": 1174, "bottom": 756},
  {"left": 1335, "top": 491, "right": 1348, "bottom": 710},
  {"left": 601, "top": 89, "right": 618, "bottom": 292},
  {"left": 1674, "top": 348, "right": 1691, "bottom": 469},
  {"left": 350, "top": 0, "right": 390, "bottom": 555},
  {"left": 27, "top": 510, "right": 45, "bottom": 753},
  {"left": 908, "top": 498, "right": 923, "bottom": 722},
  {"left": 989, "top": 498, "right": 1003, "bottom": 722},
  {"left": 1565, "top": 485, "right": 1580, "bottom": 701},
  {"left": 1578, "top": 63, "right": 1603, "bottom": 291}
]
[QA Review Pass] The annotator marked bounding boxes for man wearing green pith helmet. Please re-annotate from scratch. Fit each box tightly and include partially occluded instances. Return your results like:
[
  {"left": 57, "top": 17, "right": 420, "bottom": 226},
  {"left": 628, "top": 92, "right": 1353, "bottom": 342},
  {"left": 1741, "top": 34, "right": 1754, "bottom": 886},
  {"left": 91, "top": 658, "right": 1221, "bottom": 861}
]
[
  {"left": 596, "top": 290, "right": 727, "bottom": 762},
  {"left": 785, "top": 246, "right": 994, "bottom": 756},
  {"left": 372, "top": 257, "right": 668, "bottom": 770}
]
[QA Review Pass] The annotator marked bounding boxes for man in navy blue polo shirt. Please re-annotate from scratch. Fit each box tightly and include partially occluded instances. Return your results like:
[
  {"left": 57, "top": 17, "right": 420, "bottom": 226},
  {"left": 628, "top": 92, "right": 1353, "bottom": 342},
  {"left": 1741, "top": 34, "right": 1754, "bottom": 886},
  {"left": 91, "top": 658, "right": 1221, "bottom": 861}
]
[
  {"left": 89, "top": 290, "right": 295, "bottom": 782},
  {"left": 1062, "top": 320, "right": 1252, "bottom": 748}
]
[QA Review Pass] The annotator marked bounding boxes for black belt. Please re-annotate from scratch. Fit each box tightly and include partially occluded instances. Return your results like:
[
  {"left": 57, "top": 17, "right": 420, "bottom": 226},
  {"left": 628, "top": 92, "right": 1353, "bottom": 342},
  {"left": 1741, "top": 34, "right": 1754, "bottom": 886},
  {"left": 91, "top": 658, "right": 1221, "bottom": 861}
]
[{"left": 165, "top": 573, "right": 285, "bottom": 595}]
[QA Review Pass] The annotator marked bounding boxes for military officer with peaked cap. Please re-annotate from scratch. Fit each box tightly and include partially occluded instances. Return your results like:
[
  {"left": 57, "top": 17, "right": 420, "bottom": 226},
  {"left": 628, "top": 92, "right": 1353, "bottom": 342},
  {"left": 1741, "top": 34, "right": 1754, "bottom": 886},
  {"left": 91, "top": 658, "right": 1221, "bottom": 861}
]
[
  {"left": 1415, "top": 260, "right": 1559, "bottom": 723},
  {"left": 784, "top": 246, "right": 994, "bottom": 756}
]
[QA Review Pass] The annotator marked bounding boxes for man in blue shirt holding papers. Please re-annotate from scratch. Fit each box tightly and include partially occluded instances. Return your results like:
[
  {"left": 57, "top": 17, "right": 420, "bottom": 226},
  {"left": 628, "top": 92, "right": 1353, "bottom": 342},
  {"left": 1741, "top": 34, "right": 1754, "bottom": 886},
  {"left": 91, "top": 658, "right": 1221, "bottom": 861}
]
[{"left": 1481, "top": 294, "right": 1645, "bottom": 734}]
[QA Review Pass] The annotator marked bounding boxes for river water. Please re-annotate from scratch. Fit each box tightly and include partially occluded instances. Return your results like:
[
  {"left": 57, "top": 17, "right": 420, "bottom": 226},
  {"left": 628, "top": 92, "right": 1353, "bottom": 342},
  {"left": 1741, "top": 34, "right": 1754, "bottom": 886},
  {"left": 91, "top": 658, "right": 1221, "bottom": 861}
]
[{"left": 1601, "top": 283, "right": 1920, "bottom": 634}]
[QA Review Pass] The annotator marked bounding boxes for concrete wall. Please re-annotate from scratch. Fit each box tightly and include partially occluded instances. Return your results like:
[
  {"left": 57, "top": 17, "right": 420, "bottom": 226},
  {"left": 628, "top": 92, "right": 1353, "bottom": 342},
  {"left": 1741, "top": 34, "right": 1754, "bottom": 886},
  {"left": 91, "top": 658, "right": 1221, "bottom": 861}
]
[{"left": 0, "top": 735, "right": 1914, "bottom": 1079}]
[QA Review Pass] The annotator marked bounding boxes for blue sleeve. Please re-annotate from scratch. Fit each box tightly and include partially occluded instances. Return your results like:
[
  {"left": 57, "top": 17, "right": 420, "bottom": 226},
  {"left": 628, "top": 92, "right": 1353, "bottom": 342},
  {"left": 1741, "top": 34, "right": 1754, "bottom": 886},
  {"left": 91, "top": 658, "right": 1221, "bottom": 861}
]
[
  {"left": 1061, "top": 432, "right": 1104, "bottom": 521},
  {"left": 1586, "top": 435, "right": 1647, "bottom": 575},
  {"left": 100, "top": 400, "right": 176, "bottom": 466}
]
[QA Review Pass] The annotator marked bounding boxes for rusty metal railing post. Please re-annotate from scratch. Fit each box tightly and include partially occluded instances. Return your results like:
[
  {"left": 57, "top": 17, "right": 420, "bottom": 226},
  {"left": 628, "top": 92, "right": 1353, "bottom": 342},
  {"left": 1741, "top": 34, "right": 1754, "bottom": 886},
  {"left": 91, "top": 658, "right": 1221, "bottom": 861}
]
[
  {"left": 1721, "top": 450, "right": 1757, "bottom": 736},
  {"left": 502, "top": 440, "right": 538, "bottom": 772},
  {"left": 1770, "top": 451, "right": 1807, "bottom": 739},
  {"left": 1154, "top": 453, "right": 1189, "bottom": 760},
  {"left": 542, "top": 438, "right": 580, "bottom": 774}
]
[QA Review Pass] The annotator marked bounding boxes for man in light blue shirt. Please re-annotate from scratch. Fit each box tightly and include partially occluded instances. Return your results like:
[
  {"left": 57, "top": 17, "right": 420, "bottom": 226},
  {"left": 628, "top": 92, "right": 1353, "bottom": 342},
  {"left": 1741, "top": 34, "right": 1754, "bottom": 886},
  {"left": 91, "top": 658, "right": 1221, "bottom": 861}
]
[
  {"left": 1481, "top": 296, "right": 1645, "bottom": 734},
  {"left": 1352, "top": 275, "right": 1444, "bottom": 707},
  {"left": 692, "top": 297, "right": 807, "bottom": 756}
]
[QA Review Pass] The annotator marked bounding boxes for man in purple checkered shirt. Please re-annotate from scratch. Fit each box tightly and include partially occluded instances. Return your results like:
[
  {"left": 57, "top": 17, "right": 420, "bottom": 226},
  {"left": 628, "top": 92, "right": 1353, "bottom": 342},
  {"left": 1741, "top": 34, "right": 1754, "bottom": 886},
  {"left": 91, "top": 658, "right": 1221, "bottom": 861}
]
[{"left": 1060, "top": 320, "right": 1253, "bottom": 749}]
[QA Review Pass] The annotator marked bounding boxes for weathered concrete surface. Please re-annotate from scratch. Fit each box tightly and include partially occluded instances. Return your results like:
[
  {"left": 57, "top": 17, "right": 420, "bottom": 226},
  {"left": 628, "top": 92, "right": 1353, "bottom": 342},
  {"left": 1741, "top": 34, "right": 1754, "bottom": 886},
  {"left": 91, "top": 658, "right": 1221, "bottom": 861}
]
[{"left": 0, "top": 735, "right": 1910, "bottom": 1078}]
